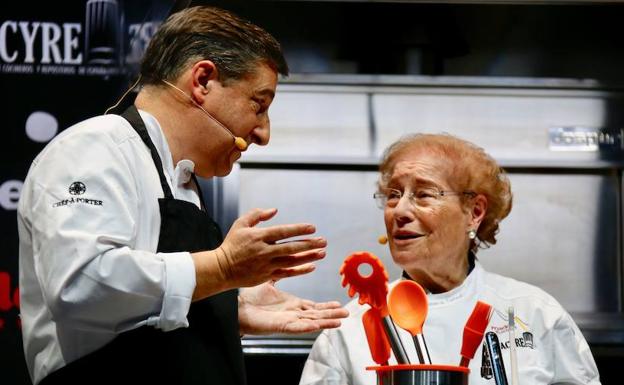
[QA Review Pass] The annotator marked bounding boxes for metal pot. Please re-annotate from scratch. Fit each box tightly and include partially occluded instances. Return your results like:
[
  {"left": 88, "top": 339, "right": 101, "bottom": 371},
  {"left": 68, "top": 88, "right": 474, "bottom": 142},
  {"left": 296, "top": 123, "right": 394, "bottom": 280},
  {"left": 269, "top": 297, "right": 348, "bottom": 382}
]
[{"left": 368, "top": 364, "right": 469, "bottom": 385}]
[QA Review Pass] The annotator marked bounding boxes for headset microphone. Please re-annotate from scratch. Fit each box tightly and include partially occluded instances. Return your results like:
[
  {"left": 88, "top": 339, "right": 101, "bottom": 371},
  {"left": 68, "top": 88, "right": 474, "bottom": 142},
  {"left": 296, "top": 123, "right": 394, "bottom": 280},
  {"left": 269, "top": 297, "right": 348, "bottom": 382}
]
[
  {"left": 161, "top": 79, "right": 248, "bottom": 151},
  {"left": 233, "top": 137, "right": 248, "bottom": 150}
]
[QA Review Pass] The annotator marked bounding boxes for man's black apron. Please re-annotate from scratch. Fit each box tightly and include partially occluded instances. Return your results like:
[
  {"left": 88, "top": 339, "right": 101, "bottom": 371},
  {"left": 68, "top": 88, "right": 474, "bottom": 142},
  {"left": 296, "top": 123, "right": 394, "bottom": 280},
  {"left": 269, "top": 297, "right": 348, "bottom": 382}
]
[{"left": 41, "top": 106, "right": 245, "bottom": 385}]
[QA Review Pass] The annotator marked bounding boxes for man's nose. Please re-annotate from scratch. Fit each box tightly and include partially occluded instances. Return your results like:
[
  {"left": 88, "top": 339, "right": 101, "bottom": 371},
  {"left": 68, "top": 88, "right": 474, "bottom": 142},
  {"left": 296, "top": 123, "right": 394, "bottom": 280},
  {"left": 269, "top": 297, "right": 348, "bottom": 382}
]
[{"left": 252, "top": 115, "right": 270, "bottom": 146}]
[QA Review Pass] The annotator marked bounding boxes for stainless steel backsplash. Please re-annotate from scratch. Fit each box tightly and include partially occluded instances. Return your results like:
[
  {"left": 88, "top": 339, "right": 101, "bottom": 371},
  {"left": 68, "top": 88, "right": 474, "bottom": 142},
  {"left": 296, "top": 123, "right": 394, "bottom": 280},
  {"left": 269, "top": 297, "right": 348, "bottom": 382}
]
[{"left": 201, "top": 75, "right": 623, "bottom": 346}]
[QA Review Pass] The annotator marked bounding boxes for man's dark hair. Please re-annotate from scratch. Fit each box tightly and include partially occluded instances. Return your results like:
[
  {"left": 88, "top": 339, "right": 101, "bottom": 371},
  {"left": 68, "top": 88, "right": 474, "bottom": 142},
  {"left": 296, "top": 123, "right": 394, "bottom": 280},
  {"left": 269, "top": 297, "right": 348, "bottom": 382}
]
[{"left": 140, "top": 6, "right": 288, "bottom": 85}]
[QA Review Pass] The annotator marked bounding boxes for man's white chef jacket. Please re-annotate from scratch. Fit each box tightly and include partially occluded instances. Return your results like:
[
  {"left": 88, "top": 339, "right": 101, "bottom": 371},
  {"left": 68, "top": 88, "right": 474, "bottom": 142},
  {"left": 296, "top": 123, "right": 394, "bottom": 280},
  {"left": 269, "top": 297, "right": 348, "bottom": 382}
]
[
  {"left": 18, "top": 111, "right": 200, "bottom": 384},
  {"left": 299, "top": 262, "right": 601, "bottom": 385}
]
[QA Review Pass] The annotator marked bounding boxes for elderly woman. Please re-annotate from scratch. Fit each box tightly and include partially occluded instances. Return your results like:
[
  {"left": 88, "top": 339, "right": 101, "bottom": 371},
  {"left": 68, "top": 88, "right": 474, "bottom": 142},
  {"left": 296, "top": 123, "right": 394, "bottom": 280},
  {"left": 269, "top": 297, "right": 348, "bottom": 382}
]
[{"left": 299, "top": 134, "right": 600, "bottom": 385}]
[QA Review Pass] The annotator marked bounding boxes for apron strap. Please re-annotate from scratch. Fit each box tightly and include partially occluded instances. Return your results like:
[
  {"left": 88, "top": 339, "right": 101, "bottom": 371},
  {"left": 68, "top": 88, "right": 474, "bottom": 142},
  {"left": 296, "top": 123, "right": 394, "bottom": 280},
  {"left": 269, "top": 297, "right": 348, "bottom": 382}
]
[
  {"left": 120, "top": 105, "right": 174, "bottom": 200},
  {"left": 191, "top": 173, "right": 208, "bottom": 212}
]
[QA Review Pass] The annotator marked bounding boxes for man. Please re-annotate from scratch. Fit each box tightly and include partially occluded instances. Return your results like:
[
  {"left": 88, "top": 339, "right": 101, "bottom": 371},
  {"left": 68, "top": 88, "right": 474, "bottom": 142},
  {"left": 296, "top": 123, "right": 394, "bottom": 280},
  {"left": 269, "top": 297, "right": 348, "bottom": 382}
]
[{"left": 18, "top": 6, "right": 348, "bottom": 385}]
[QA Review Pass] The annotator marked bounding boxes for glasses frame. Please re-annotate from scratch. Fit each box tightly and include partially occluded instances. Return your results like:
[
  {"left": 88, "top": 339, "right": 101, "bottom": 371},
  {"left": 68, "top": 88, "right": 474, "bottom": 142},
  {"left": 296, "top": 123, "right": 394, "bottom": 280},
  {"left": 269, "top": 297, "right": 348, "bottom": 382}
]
[{"left": 373, "top": 187, "right": 477, "bottom": 209}]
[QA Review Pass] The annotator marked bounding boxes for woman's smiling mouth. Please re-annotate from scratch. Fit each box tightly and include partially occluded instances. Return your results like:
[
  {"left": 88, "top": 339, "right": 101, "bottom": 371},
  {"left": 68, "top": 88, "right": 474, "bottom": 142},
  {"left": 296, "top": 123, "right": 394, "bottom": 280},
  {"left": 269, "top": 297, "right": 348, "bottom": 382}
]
[{"left": 393, "top": 231, "right": 425, "bottom": 241}]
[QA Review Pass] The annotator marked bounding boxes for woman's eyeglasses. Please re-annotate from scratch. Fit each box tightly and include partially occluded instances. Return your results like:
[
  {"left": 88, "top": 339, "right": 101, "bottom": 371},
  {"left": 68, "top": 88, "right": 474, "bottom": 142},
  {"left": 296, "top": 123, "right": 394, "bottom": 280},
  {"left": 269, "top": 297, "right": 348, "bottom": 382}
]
[{"left": 373, "top": 187, "right": 476, "bottom": 209}]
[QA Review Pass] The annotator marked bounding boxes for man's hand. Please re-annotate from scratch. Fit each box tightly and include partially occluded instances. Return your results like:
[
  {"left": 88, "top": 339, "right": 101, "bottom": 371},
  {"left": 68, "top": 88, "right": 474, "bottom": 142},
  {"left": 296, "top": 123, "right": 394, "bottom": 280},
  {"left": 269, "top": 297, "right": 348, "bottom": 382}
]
[
  {"left": 238, "top": 281, "right": 349, "bottom": 335},
  {"left": 218, "top": 208, "right": 328, "bottom": 288},
  {"left": 191, "top": 208, "right": 328, "bottom": 300}
]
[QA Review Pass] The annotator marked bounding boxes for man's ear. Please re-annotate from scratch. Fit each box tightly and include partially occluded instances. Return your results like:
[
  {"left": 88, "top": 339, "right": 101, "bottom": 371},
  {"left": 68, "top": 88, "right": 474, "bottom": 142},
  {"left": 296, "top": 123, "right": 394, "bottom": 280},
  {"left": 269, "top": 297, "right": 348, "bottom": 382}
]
[{"left": 190, "top": 60, "right": 219, "bottom": 103}]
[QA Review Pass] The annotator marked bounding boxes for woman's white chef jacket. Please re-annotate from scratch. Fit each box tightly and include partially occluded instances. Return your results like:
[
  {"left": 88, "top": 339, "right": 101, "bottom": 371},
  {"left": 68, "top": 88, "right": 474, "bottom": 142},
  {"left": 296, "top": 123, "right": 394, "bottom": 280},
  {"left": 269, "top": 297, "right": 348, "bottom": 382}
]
[
  {"left": 299, "top": 262, "right": 601, "bottom": 385},
  {"left": 18, "top": 111, "right": 200, "bottom": 384}
]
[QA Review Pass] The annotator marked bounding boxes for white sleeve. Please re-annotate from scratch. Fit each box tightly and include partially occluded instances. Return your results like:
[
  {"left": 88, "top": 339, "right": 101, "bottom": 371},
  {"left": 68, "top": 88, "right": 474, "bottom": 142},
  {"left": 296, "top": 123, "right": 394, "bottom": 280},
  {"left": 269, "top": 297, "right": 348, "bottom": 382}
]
[
  {"left": 299, "top": 331, "right": 351, "bottom": 385},
  {"left": 26, "top": 129, "right": 195, "bottom": 333},
  {"left": 551, "top": 312, "right": 601, "bottom": 385}
]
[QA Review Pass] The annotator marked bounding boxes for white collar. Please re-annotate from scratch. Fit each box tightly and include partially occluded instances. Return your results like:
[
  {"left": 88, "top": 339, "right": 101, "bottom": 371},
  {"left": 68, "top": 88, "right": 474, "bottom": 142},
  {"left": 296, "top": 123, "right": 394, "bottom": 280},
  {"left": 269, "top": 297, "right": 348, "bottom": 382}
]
[
  {"left": 400, "top": 262, "right": 483, "bottom": 307},
  {"left": 137, "top": 109, "right": 195, "bottom": 188}
]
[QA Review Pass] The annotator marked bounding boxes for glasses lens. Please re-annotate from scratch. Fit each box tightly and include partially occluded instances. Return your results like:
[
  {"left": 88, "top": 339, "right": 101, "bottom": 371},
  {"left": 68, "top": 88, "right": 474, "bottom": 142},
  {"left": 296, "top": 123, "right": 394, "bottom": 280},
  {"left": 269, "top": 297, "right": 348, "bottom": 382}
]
[
  {"left": 373, "top": 193, "right": 386, "bottom": 209},
  {"left": 374, "top": 189, "right": 404, "bottom": 209}
]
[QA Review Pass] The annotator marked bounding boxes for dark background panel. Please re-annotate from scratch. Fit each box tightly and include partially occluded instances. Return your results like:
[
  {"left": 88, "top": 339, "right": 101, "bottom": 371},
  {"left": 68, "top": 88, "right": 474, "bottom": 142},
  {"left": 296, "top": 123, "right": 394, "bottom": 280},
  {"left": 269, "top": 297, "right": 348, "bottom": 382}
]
[{"left": 0, "top": 1, "right": 174, "bottom": 383}]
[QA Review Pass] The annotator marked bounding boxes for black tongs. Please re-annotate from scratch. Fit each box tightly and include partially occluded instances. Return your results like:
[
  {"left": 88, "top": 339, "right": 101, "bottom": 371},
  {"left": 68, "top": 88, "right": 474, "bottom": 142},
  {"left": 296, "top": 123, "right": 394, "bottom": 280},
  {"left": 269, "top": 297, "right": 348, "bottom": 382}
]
[{"left": 485, "top": 332, "right": 509, "bottom": 385}]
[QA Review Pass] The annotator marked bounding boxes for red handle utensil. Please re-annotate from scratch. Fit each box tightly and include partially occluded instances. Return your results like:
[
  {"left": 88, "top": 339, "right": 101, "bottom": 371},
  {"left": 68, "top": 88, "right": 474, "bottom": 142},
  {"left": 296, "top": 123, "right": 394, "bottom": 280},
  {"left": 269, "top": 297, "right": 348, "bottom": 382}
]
[
  {"left": 459, "top": 301, "right": 493, "bottom": 367},
  {"left": 362, "top": 308, "right": 391, "bottom": 365},
  {"left": 340, "top": 251, "right": 410, "bottom": 364},
  {"left": 388, "top": 280, "right": 431, "bottom": 364},
  {"left": 340, "top": 251, "right": 389, "bottom": 314}
]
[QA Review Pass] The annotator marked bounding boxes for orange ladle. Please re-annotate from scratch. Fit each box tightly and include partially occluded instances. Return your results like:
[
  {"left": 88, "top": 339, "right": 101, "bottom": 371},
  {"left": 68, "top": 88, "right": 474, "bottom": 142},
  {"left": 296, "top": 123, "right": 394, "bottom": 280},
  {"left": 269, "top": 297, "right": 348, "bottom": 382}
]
[{"left": 387, "top": 280, "right": 431, "bottom": 364}]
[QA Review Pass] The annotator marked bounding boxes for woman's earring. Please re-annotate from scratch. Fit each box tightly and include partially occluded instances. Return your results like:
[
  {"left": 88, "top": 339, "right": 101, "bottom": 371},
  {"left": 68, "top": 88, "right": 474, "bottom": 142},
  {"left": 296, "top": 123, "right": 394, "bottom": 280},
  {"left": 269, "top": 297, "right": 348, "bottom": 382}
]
[
  {"left": 378, "top": 235, "right": 388, "bottom": 245},
  {"left": 468, "top": 229, "right": 477, "bottom": 240}
]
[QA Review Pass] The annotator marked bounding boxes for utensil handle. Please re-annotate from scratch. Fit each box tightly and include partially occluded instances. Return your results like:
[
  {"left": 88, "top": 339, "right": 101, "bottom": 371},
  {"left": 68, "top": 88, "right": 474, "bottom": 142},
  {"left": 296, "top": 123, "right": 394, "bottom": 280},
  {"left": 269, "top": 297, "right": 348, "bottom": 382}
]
[
  {"left": 382, "top": 316, "right": 410, "bottom": 364},
  {"left": 510, "top": 330, "right": 519, "bottom": 385},
  {"left": 510, "top": 351, "right": 518, "bottom": 385},
  {"left": 417, "top": 334, "right": 432, "bottom": 364},
  {"left": 485, "top": 332, "right": 509, "bottom": 385},
  {"left": 412, "top": 334, "right": 432, "bottom": 364},
  {"left": 411, "top": 336, "right": 425, "bottom": 364},
  {"left": 508, "top": 307, "right": 519, "bottom": 385}
]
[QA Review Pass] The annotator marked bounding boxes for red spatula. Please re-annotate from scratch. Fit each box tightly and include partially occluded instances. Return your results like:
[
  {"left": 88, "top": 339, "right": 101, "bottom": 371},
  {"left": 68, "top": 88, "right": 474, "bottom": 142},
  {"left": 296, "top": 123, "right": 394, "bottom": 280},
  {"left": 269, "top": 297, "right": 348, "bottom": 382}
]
[
  {"left": 362, "top": 308, "right": 391, "bottom": 365},
  {"left": 459, "top": 301, "right": 493, "bottom": 367}
]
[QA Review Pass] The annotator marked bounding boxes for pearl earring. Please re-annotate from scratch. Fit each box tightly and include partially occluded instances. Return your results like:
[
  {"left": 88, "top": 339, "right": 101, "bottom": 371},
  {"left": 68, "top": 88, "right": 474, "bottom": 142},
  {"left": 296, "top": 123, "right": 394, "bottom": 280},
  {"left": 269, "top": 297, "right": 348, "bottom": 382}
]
[{"left": 468, "top": 229, "right": 477, "bottom": 240}]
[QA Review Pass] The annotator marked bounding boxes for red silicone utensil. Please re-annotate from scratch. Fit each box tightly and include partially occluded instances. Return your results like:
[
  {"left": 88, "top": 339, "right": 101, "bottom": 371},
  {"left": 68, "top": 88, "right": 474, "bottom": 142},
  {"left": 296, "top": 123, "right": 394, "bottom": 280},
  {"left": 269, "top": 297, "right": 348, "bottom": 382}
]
[
  {"left": 387, "top": 280, "right": 431, "bottom": 364},
  {"left": 362, "top": 308, "right": 391, "bottom": 365},
  {"left": 340, "top": 251, "right": 389, "bottom": 314},
  {"left": 340, "top": 251, "right": 410, "bottom": 364},
  {"left": 459, "top": 301, "right": 493, "bottom": 367}
]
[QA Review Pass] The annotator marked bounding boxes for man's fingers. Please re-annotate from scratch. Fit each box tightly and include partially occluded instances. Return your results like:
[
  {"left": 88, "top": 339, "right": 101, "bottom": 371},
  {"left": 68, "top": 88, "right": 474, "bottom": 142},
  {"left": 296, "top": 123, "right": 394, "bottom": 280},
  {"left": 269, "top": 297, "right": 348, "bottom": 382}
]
[
  {"left": 312, "top": 301, "right": 346, "bottom": 311},
  {"left": 299, "top": 301, "right": 349, "bottom": 314},
  {"left": 297, "top": 307, "right": 350, "bottom": 321},
  {"left": 310, "top": 319, "right": 343, "bottom": 330},
  {"left": 239, "top": 208, "right": 278, "bottom": 227},
  {"left": 237, "top": 210, "right": 318, "bottom": 239},
  {"left": 269, "top": 240, "right": 327, "bottom": 260},
  {"left": 271, "top": 263, "right": 317, "bottom": 279},
  {"left": 283, "top": 319, "right": 344, "bottom": 334},
  {"left": 262, "top": 223, "right": 317, "bottom": 243},
  {"left": 271, "top": 248, "right": 326, "bottom": 269}
]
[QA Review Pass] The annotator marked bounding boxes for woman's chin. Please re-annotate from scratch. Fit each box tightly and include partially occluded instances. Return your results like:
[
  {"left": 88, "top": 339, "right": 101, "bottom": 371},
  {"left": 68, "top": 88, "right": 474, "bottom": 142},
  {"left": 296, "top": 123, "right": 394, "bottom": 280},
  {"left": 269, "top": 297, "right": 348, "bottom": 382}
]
[{"left": 392, "top": 251, "right": 426, "bottom": 270}]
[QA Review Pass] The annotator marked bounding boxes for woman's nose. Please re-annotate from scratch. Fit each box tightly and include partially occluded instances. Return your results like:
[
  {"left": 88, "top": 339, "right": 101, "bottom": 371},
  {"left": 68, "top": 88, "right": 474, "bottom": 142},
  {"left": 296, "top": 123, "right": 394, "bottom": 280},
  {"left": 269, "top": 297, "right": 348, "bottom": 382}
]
[{"left": 392, "top": 194, "right": 415, "bottom": 223}]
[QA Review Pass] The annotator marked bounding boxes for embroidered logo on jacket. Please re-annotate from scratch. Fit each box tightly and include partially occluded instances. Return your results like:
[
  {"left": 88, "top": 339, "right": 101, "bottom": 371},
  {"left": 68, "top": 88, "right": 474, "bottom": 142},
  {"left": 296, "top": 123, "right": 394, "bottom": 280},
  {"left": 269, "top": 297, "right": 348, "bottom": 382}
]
[
  {"left": 480, "top": 308, "right": 535, "bottom": 380},
  {"left": 69, "top": 181, "right": 86, "bottom": 195},
  {"left": 52, "top": 181, "right": 103, "bottom": 208}
]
